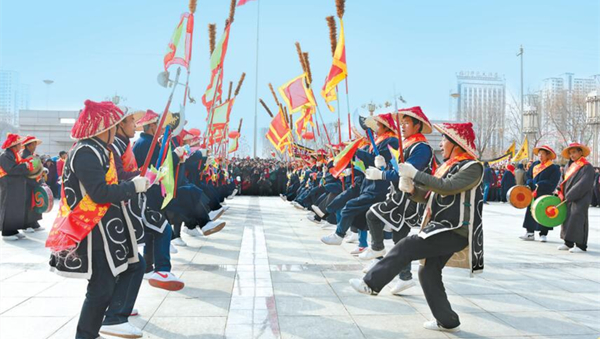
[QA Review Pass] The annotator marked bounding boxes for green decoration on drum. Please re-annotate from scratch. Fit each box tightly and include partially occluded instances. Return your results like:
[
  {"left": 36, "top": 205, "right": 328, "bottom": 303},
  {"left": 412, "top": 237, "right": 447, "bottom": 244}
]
[
  {"left": 531, "top": 195, "right": 567, "bottom": 228},
  {"left": 33, "top": 185, "right": 54, "bottom": 214}
]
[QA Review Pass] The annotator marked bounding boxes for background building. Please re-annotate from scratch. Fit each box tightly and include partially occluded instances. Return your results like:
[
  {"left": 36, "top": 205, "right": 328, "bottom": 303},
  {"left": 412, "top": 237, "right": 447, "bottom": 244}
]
[
  {"left": 455, "top": 71, "right": 506, "bottom": 158},
  {"left": 0, "top": 70, "right": 30, "bottom": 126},
  {"left": 18, "top": 109, "right": 78, "bottom": 156}
]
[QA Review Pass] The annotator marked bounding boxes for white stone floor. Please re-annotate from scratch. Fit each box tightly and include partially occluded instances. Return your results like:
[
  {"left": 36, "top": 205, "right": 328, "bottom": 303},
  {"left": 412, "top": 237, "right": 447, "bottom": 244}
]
[{"left": 1, "top": 196, "right": 599, "bottom": 339}]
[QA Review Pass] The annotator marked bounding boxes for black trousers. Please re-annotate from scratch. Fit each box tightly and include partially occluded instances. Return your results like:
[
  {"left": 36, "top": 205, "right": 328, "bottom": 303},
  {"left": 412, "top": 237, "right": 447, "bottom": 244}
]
[
  {"left": 363, "top": 231, "right": 468, "bottom": 329},
  {"left": 76, "top": 252, "right": 145, "bottom": 339}
]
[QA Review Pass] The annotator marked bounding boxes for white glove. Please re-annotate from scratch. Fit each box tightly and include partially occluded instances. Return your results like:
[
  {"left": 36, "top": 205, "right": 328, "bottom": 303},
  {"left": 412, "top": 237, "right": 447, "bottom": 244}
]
[
  {"left": 399, "top": 177, "right": 414, "bottom": 193},
  {"left": 132, "top": 176, "right": 151, "bottom": 193},
  {"left": 398, "top": 162, "right": 418, "bottom": 179},
  {"left": 343, "top": 168, "right": 352, "bottom": 176},
  {"left": 374, "top": 155, "right": 386, "bottom": 169},
  {"left": 174, "top": 146, "right": 185, "bottom": 158},
  {"left": 365, "top": 166, "right": 383, "bottom": 181}
]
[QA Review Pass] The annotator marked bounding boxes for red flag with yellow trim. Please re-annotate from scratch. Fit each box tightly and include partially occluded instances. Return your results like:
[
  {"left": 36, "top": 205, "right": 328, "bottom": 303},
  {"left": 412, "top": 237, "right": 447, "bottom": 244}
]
[
  {"left": 294, "top": 106, "right": 315, "bottom": 138},
  {"left": 266, "top": 109, "right": 292, "bottom": 152}
]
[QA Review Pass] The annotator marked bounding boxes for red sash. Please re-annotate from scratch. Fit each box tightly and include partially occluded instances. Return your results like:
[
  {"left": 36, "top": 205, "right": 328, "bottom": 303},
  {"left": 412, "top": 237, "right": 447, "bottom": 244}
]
[
  {"left": 533, "top": 160, "right": 553, "bottom": 178},
  {"left": 46, "top": 152, "right": 119, "bottom": 252},
  {"left": 369, "top": 131, "right": 396, "bottom": 152},
  {"left": 403, "top": 133, "right": 428, "bottom": 149},
  {"left": 563, "top": 157, "right": 589, "bottom": 183}
]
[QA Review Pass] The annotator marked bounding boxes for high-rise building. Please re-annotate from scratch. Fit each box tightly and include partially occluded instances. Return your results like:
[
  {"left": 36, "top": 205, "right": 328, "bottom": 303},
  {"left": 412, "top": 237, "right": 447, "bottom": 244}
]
[
  {"left": 536, "top": 73, "right": 599, "bottom": 149},
  {"left": 455, "top": 71, "right": 506, "bottom": 157},
  {"left": 0, "top": 70, "right": 30, "bottom": 126}
]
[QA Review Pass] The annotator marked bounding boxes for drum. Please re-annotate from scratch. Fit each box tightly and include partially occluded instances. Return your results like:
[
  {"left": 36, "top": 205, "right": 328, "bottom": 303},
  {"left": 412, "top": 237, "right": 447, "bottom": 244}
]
[
  {"left": 531, "top": 195, "right": 566, "bottom": 228},
  {"left": 27, "top": 157, "right": 43, "bottom": 180},
  {"left": 33, "top": 184, "right": 54, "bottom": 214},
  {"left": 507, "top": 185, "right": 533, "bottom": 209}
]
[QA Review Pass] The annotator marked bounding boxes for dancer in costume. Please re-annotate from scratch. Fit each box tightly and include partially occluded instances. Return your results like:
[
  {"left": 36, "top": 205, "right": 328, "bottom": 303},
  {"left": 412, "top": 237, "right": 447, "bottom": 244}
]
[
  {"left": 46, "top": 100, "right": 149, "bottom": 339},
  {"left": 520, "top": 145, "right": 560, "bottom": 242},
  {"left": 0, "top": 133, "right": 33, "bottom": 240},
  {"left": 320, "top": 113, "right": 398, "bottom": 246},
  {"left": 557, "top": 143, "right": 595, "bottom": 252},
  {"left": 350, "top": 122, "right": 484, "bottom": 333},
  {"left": 21, "top": 135, "right": 45, "bottom": 233},
  {"left": 361, "top": 107, "right": 435, "bottom": 295}
]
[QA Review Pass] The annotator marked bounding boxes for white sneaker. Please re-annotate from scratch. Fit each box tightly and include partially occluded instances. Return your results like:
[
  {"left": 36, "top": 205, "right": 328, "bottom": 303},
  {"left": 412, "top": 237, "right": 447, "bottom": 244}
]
[
  {"left": 350, "top": 246, "right": 367, "bottom": 255},
  {"left": 423, "top": 320, "right": 460, "bottom": 333},
  {"left": 34, "top": 226, "right": 45, "bottom": 232},
  {"left": 311, "top": 204, "right": 325, "bottom": 218},
  {"left": 130, "top": 308, "right": 139, "bottom": 316},
  {"left": 519, "top": 233, "right": 535, "bottom": 241},
  {"left": 569, "top": 247, "right": 585, "bottom": 253},
  {"left": 345, "top": 232, "right": 359, "bottom": 244},
  {"left": 321, "top": 232, "right": 343, "bottom": 245},
  {"left": 172, "top": 238, "right": 187, "bottom": 247},
  {"left": 202, "top": 220, "right": 226, "bottom": 236},
  {"left": 99, "top": 322, "right": 143, "bottom": 338},
  {"left": 148, "top": 271, "right": 185, "bottom": 291},
  {"left": 349, "top": 278, "right": 377, "bottom": 295},
  {"left": 143, "top": 272, "right": 153, "bottom": 280},
  {"left": 183, "top": 227, "right": 203, "bottom": 237},
  {"left": 390, "top": 279, "right": 416, "bottom": 295},
  {"left": 24, "top": 228, "right": 35, "bottom": 233},
  {"left": 557, "top": 244, "right": 570, "bottom": 251},
  {"left": 209, "top": 208, "right": 225, "bottom": 221},
  {"left": 2, "top": 235, "right": 20, "bottom": 241},
  {"left": 363, "top": 258, "right": 381, "bottom": 273},
  {"left": 15, "top": 232, "right": 26, "bottom": 239},
  {"left": 539, "top": 235, "right": 548, "bottom": 243},
  {"left": 307, "top": 214, "right": 322, "bottom": 224},
  {"left": 280, "top": 194, "right": 287, "bottom": 201},
  {"left": 358, "top": 248, "right": 386, "bottom": 261},
  {"left": 170, "top": 243, "right": 178, "bottom": 254},
  {"left": 293, "top": 202, "right": 305, "bottom": 210},
  {"left": 222, "top": 205, "right": 230, "bottom": 212}
]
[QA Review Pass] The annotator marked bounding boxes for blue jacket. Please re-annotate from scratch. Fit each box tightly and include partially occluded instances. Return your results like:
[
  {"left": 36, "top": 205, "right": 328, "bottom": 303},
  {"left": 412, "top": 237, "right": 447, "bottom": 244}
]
[
  {"left": 526, "top": 161, "right": 561, "bottom": 196},
  {"left": 355, "top": 136, "right": 399, "bottom": 196},
  {"left": 382, "top": 142, "right": 433, "bottom": 182}
]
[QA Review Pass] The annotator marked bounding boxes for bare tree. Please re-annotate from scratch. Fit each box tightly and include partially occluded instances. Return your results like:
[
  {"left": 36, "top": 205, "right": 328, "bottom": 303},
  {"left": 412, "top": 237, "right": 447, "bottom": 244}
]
[{"left": 542, "top": 89, "right": 592, "bottom": 150}]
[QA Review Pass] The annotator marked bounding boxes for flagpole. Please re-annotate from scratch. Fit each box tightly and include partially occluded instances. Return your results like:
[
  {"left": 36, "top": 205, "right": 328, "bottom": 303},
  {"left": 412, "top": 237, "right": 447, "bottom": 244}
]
[
  {"left": 336, "top": 86, "right": 341, "bottom": 145},
  {"left": 252, "top": 0, "right": 261, "bottom": 158}
]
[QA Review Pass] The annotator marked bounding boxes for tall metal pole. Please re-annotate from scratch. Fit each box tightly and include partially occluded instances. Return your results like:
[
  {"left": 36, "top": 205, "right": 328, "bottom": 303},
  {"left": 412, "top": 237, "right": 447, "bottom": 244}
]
[
  {"left": 517, "top": 45, "right": 524, "bottom": 135},
  {"left": 252, "top": 0, "right": 261, "bottom": 158}
]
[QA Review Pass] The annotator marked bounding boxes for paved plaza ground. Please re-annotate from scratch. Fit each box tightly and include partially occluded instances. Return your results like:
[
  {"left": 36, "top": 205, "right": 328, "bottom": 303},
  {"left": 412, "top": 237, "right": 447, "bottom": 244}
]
[{"left": 1, "top": 196, "right": 599, "bottom": 339}]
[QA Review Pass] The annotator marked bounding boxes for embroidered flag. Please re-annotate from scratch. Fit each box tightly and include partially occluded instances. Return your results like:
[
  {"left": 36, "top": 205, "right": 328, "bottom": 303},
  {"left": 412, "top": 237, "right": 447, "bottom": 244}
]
[
  {"left": 202, "top": 25, "right": 231, "bottom": 111},
  {"left": 513, "top": 136, "right": 529, "bottom": 162},
  {"left": 160, "top": 145, "right": 175, "bottom": 209},
  {"left": 329, "top": 138, "right": 366, "bottom": 178},
  {"left": 295, "top": 106, "right": 315, "bottom": 138},
  {"left": 266, "top": 109, "right": 292, "bottom": 152}
]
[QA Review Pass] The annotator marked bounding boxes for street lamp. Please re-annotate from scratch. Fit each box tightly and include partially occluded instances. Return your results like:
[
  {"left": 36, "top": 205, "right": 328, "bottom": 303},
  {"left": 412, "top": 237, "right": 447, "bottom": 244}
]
[
  {"left": 586, "top": 90, "right": 600, "bottom": 166},
  {"left": 523, "top": 105, "right": 538, "bottom": 157},
  {"left": 43, "top": 79, "right": 54, "bottom": 110}
]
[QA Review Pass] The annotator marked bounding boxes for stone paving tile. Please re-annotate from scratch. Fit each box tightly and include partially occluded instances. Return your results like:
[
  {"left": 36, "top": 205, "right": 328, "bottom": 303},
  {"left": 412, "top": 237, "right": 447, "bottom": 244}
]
[{"left": 1, "top": 197, "right": 599, "bottom": 339}]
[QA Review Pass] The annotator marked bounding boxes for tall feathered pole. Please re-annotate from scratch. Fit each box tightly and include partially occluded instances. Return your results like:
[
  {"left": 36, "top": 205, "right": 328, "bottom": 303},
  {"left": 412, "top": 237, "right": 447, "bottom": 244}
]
[
  {"left": 297, "top": 45, "right": 331, "bottom": 146},
  {"left": 326, "top": 16, "right": 337, "bottom": 57},
  {"left": 208, "top": 24, "right": 216, "bottom": 55},
  {"left": 234, "top": 72, "right": 246, "bottom": 97}
]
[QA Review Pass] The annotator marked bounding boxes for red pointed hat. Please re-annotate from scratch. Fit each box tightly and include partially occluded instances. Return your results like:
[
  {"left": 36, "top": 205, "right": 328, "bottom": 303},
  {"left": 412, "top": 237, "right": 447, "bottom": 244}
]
[
  {"left": 2, "top": 133, "right": 26, "bottom": 149},
  {"left": 561, "top": 142, "right": 590, "bottom": 159},
  {"left": 135, "top": 110, "right": 160, "bottom": 130},
  {"left": 397, "top": 106, "right": 432, "bottom": 134},
  {"left": 532, "top": 145, "right": 556, "bottom": 160},
  {"left": 365, "top": 113, "right": 397, "bottom": 132},
  {"left": 179, "top": 129, "right": 194, "bottom": 141},
  {"left": 22, "top": 135, "right": 43, "bottom": 146},
  {"left": 71, "top": 100, "right": 126, "bottom": 141},
  {"left": 433, "top": 122, "right": 478, "bottom": 158}
]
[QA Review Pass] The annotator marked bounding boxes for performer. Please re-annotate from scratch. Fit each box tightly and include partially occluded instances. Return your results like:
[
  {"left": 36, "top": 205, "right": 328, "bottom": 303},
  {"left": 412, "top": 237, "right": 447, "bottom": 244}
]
[
  {"left": 46, "top": 100, "right": 149, "bottom": 339},
  {"left": 500, "top": 164, "right": 516, "bottom": 203},
  {"left": 21, "top": 135, "right": 45, "bottom": 233},
  {"left": 520, "top": 145, "right": 560, "bottom": 242},
  {"left": 321, "top": 113, "right": 399, "bottom": 245},
  {"left": 349, "top": 122, "right": 484, "bottom": 333},
  {"left": 132, "top": 110, "right": 186, "bottom": 290},
  {"left": 558, "top": 143, "right": 595, "bottom": 253},
  {"left": 361, "top": 107, "right": 435, "bottom": 295},
  {"left": 0, "top": 133, "right": 31, "bottom": 240}
]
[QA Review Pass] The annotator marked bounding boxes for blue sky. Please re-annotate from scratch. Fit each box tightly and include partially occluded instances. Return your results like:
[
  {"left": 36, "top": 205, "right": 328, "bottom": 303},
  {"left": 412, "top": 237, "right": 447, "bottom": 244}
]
[{"left": 1, "top": 0, "right": 598, "bottom": 151}]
